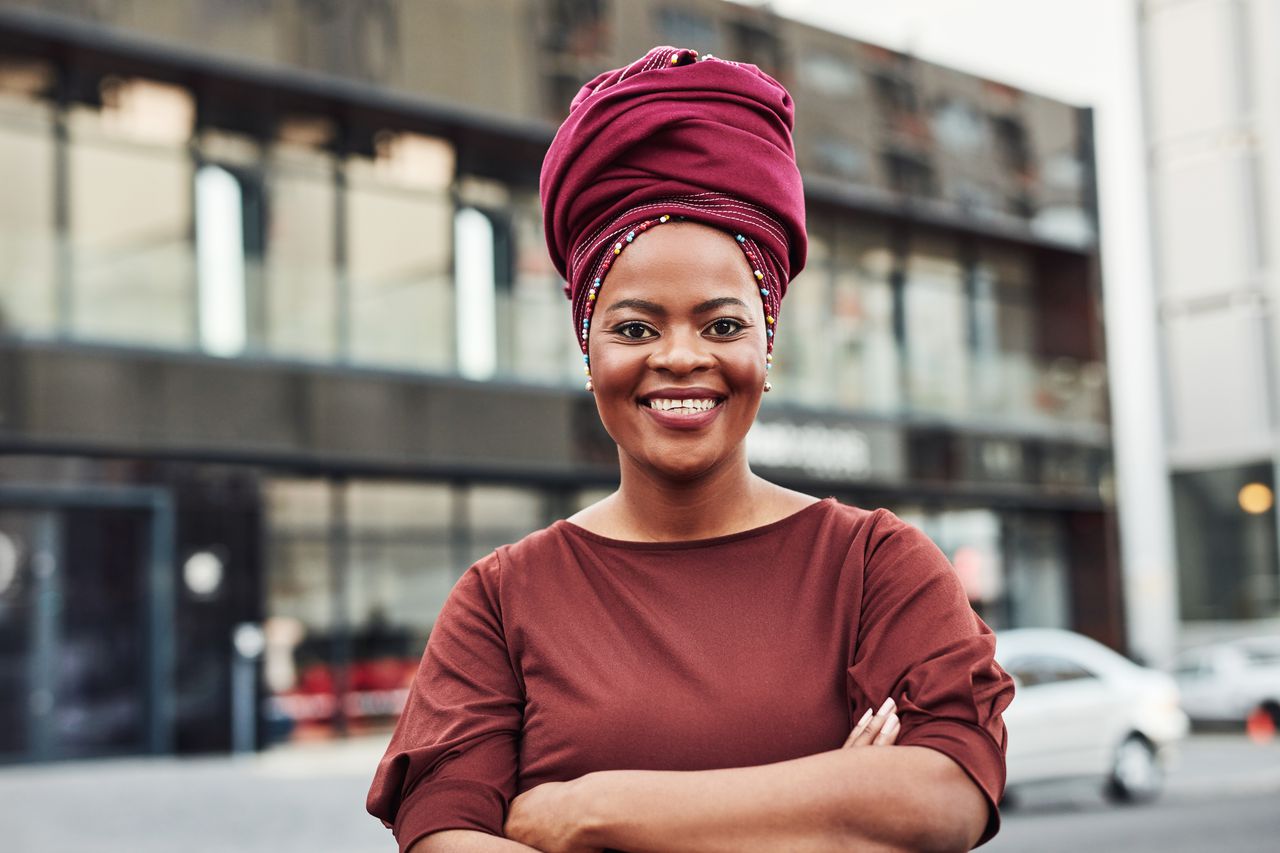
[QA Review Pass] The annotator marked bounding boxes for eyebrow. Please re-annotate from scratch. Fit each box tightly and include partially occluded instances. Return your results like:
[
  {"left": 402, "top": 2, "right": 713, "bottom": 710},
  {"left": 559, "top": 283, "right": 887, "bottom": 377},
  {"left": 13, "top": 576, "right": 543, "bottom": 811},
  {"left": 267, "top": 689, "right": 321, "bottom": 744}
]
[
  {"left": 603, "top": 296, "right": 751, "bottom": 315},
  {"left": 692, "top": 296, "right": 751, "bottom": 314},
  {"left": 604, "top": 298, "right": 664, "bottom": 315}
]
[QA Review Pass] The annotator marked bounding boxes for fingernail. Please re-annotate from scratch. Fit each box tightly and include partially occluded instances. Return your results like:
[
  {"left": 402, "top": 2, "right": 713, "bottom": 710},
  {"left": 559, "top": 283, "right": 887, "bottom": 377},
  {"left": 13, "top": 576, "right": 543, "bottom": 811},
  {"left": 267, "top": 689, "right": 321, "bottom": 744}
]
[
  {"left": 856, "top": 708, "right": 873, "bottom": 727},
  {"left": 877, "top": 697, "right": 895, "bottom": 715},
  {"left": 884, "top": 715, "right": 900, "bottom": 732}
]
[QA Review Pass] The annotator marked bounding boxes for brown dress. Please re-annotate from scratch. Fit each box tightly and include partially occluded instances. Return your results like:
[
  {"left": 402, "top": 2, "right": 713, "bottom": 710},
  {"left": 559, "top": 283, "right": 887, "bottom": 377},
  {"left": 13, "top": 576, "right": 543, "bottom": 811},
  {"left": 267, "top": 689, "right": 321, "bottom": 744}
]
[{"left": 367, "top": 498, "right": 1015, "bottom": 850}]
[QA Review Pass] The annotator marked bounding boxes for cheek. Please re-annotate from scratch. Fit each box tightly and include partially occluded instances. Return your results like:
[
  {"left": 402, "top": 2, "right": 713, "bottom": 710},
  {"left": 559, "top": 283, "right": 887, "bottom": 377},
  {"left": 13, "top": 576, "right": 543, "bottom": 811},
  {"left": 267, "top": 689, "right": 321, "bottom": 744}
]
[
  {"left": 729, "top": 357, "right": 767, "bottom": 396},
  {"left": 586, "top": 340, "right": 643, "bottom": 400},
  {"left": 728, "top": 332, "right": 769, "bottom": 384}
]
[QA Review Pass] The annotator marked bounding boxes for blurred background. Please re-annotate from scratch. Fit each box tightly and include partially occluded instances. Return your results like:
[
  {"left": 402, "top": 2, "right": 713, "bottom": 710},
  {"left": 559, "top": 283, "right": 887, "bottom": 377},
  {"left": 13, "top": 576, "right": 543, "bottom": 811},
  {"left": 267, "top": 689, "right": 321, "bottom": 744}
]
[{"left": 0, "top": 1, "right": 1276, "bottom": 851}]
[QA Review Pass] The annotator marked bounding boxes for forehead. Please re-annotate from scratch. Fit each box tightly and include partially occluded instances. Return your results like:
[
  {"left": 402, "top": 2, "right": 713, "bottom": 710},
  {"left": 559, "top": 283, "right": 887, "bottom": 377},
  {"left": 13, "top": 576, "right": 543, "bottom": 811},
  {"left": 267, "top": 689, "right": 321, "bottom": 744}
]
[{"left": 602, "top": 222, "right": 757, "bottom": 305}]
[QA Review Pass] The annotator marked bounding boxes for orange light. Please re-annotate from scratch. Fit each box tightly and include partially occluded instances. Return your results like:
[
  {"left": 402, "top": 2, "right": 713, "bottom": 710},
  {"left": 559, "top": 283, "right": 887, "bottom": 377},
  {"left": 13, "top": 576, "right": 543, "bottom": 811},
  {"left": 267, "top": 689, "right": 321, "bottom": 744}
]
[{"left": 1238, "top": 482, "right": 1274, "bottom": 515}]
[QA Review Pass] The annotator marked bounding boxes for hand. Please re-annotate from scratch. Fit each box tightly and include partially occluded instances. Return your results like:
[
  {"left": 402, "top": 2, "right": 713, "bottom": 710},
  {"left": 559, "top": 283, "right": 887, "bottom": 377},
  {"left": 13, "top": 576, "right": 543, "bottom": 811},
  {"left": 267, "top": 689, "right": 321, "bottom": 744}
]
[
  {"left": 843, "top": 696, "right": 900, "bottom": 748},
  {"left": 505, "top": 779, "right": 603, "bottom": 853}
]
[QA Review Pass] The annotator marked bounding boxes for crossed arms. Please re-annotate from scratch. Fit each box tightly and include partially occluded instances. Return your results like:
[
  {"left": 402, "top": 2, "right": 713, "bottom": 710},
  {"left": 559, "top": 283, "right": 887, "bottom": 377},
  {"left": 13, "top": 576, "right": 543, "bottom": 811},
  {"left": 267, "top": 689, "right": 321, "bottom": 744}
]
[{"left": 411, "top": 701, "right": 989, "bottom": 853}]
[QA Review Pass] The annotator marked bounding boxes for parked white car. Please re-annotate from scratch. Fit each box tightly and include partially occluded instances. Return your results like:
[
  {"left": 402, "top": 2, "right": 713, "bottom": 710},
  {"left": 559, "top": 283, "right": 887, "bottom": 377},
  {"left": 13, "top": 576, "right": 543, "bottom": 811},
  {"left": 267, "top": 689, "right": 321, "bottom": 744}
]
[
  {"left": 995, "top": 628, "right": 1189, "bottom": 803},
  {"left": 1173, "top": 636, "right": 1280, "bottom": 727}
]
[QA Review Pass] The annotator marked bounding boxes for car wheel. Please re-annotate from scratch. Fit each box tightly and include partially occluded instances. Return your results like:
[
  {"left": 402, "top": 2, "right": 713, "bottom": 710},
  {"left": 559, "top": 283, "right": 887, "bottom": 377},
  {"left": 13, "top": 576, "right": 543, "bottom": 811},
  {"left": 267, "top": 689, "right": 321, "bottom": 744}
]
[{"left": 1105, "top": 734, "right": 1162, "bottom": 804}]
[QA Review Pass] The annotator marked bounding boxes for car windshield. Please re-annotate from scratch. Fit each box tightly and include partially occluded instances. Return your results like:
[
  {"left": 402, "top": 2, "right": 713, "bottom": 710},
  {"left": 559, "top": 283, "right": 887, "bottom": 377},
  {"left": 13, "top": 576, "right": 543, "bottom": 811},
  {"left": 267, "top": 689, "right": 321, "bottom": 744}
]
[
  {"left": 1004, "top": 654, "right": 1097, "bottom": 687},
  {"left": 1240, "top": 645, "right": 1280, "bottom": 667}
]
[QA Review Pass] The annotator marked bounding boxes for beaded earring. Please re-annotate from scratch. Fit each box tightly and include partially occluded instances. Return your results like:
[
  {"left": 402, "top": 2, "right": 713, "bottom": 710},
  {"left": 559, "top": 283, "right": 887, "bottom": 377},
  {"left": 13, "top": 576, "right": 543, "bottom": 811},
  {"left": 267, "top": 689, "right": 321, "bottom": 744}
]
[{"left": 578, "top": 216, "right": 780, "bottom": 391}]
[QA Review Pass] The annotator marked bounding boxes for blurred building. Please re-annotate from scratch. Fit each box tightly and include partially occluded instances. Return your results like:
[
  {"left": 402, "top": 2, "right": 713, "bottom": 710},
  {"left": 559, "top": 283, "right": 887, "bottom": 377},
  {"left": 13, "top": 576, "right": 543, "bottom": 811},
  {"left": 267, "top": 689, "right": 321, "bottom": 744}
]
[
  {"left": 0, "top": 0, "right": 1113, "bottom": 762},
  {"left": 1139, "top": 0, "right": 1280, "bottom": 647}
]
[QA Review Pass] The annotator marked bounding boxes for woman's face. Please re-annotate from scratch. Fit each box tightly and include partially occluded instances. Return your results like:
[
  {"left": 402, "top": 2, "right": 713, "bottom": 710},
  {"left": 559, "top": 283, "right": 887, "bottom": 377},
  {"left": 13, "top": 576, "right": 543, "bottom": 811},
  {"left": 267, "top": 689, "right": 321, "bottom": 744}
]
[{"left": 586, "top": 222, "right": 769, "bottom": 482}]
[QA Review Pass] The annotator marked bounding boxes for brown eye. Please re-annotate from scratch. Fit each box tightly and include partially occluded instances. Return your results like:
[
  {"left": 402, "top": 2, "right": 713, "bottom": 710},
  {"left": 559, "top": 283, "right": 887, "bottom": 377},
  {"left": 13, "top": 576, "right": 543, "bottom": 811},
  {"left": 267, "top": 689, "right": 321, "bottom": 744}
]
[
  {"left": 617, "top": 322, "right": 655, "bottom": 340},
  {"left": 708, "top": 318, "right": 743, "bottom": 337}
]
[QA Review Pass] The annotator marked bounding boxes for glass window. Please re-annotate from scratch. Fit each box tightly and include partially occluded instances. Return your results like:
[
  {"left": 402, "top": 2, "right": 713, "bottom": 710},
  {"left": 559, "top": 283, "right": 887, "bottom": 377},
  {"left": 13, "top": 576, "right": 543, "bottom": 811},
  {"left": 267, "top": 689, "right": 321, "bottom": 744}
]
[
  {"left": 832, "top": 218, "right": 898, "bottom": 412},
  {"left": 455, "top": 206, "right": 497, "bottom": 380},
  {"left": 194, "top": 164, "right": 249, "bottom": 357},
  {"left": 350, "top": 541, "right": 453, "bottom": 624},
  {"left": 265, "top": 477, "right": 463, "bottom": 742},
  {"left": 345, "top": 479, "right": 456, "bottom": 653},
  {"left": 973, "top": 244, "right": 1036, "bottom": 419},
  {"left": 903, "top": 233, "right": 969, "bottom": 416},
  {"left": 0, "top": 56, "right": 57, "bottom": 337},
  {"left": 502, "top": 194, "right": 579, "bottom": 384},
  {"left": 921, "top": 509, "right": 1003, "bottom": 605},
  {"left": 264, "top": 129, "right": 337, "bottom": 361},
  {"left": 66, "top": 76, "right": 196, "bottom": 347},
  {"left": 655, "top": 8, "right": 720, "bottom": 53},
  {"left": 196, "top": 129, "right": 266, "bottom": 358},
  {"left": 346, "top": 479, "right": 453, "bottom": 532},
  {"left": 346, "top": 480, "right": 456, "bottom": 734},
  {"left": 543, "top": 0, "right": 611, "bottom": 58},
  {"left": 1004, "top": 513, "right": 1070, "bottom": 630},
  {"left": 797, "top": 51, "right": 865, "bottom": 99},
  {"left": 1029, "top": 98, "right": 1092, "bottom": 242},
  {"left": 771, "top": 223, "right": 832, "bottom": 405},
  {"left": 263, "top": 478, "right": 337, "bottom": 742},
  {"left": 347, "top": 131, "right": 454, "bottom": 372},
  {"left": 467, "top": 484, "right": 544, "bottom": 563},
  {"left": 1173, "top": 463, "right": 1280, "bottom": 621}
]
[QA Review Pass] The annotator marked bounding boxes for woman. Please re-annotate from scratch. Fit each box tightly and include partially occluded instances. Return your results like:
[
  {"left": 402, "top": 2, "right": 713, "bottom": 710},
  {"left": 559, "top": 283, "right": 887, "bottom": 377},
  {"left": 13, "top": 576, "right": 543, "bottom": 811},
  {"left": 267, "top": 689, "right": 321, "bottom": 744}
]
[{"left": 368, "top": 46, "right": 1014, "bottom": 852}]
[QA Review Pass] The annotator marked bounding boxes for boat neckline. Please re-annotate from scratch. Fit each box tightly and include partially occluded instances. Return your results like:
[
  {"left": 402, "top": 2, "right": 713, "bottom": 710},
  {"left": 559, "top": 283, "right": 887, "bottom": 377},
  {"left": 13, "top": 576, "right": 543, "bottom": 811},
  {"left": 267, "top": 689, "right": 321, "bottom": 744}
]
[{"left": 554, "top": 496, "right": 837, "bottom": 550}]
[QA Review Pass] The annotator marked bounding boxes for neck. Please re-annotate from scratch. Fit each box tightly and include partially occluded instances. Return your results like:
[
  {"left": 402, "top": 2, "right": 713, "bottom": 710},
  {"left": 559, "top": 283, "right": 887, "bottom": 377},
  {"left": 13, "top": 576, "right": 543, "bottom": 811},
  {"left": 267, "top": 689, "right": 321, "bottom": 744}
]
[{"left": 611, "top": 446, "right": 770, "bottom": 541}]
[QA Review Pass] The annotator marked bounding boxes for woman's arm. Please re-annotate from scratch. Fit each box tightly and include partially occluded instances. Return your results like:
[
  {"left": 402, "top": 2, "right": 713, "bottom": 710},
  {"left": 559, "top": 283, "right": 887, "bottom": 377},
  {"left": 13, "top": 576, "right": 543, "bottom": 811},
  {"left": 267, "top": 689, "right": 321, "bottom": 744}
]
[
  {"left": 410, "top": 830, "right": 541, "bottom": 852},
  {"left": 505, "top": 699, "right": 959, "bottom": 853},
  {"left": 367, "top": 555, "right": 526, "bottom": 850},
  {"left": 570, "top": 742, "right": 987, "bottom": 853}
]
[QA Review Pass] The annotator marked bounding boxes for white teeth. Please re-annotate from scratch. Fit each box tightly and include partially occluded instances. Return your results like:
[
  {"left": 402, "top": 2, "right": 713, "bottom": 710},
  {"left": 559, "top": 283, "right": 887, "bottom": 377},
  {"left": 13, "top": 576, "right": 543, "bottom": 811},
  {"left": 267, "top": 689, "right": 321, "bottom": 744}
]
[{"left": 647, "top": 398, "right": 720, "bottom": 412}]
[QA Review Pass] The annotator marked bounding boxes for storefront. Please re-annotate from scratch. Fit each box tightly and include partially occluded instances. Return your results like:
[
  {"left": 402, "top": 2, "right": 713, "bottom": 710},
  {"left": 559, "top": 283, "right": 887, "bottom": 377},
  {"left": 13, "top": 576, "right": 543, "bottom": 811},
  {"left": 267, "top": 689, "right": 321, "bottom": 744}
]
[{"left": 0, "top": 0, "right": 1116, "bottom": 759}]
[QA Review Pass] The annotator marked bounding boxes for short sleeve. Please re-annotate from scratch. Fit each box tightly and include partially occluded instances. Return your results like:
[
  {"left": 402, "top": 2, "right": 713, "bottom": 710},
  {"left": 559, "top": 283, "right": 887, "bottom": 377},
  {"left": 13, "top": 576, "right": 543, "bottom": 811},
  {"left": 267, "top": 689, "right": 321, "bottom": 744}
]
[
  {"left": 846, "top": 510, "right": 1015, "bottom": 848},
  {"left": 366, "top": 551, "right": 523, "bottom": 852}
]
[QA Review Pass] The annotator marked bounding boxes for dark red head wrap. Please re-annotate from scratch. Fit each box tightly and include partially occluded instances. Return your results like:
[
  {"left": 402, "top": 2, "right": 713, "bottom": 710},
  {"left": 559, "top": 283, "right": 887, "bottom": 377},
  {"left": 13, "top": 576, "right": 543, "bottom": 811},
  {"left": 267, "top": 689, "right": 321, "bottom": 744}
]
[{"left": 539, "top": 46, "right": 807, "bottom": 358}]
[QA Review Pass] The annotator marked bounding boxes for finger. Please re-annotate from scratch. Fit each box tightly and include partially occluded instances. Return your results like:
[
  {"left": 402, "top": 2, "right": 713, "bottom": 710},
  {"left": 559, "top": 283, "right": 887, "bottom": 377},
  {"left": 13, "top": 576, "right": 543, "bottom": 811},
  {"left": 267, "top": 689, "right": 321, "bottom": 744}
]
[
  {"left": 873, "top": 713, "right": 900, "bottom": 746},
  {"left": 848, "top": 697, "right": 895, "bottom": 747},
  {"left": 843, "top": 708, "right": 874, "bottom": 747}
]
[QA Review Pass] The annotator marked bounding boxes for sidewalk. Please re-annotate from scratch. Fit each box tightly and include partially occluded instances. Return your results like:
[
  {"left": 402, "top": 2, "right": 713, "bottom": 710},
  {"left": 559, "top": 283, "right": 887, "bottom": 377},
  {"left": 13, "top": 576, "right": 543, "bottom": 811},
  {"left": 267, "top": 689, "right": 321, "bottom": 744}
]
[
  {"left": 2, "top": 735, "right": 395, "bottom": 853},
  {"left": 3, "top": 733, "right": 1278, "bottom": 853}
]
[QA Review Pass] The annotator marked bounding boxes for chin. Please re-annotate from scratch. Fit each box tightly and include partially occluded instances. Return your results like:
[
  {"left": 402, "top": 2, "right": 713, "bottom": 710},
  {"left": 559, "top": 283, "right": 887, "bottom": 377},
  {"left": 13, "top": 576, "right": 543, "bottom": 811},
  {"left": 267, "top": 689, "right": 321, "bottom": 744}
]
[{"left": 637, "top": 444, "right": 738, "bottom": 482}]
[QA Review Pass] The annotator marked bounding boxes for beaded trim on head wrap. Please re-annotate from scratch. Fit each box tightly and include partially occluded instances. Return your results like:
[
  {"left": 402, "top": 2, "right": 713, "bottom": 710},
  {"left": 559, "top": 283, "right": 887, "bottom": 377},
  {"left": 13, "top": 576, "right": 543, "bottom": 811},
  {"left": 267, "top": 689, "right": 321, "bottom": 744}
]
[{"left": 573, "top": 205, "right": 783, "bottom": 385}]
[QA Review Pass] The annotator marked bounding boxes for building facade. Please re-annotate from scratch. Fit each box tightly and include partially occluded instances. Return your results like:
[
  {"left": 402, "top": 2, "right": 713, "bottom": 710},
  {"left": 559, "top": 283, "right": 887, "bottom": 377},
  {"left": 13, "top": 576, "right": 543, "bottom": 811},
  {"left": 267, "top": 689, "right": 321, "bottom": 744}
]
[
  {"left": 0, "top": 0, "right": 1114, "bottom": 762},
  {"left": 1139, "top": 0, "right": 1280, "bottom": 648}
]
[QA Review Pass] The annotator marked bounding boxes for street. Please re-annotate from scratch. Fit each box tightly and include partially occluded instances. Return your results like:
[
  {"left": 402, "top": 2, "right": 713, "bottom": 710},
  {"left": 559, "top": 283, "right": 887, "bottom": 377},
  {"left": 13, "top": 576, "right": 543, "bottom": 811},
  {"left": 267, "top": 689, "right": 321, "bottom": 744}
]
[
  {"left": 2, "top": 734, "right": 1278, "bottom": 852},
  {"left": 989, "top": 733, "right": 1280, "bottom": 852}
]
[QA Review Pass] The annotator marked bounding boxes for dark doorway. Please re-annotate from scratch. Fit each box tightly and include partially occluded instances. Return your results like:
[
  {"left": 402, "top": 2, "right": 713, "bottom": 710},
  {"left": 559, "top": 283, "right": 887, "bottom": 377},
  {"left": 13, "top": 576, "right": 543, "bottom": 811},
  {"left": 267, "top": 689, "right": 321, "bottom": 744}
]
[{"left": 0, "top": 489, "right": 173, "bottom": 763}]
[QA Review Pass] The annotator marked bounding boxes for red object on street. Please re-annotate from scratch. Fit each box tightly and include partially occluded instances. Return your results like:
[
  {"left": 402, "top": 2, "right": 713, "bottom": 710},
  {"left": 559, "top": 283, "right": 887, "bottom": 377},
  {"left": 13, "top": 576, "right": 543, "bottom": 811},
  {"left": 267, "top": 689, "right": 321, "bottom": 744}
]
[{"left": 1245, "top": 706, "right": 1276, "bottom": 743}]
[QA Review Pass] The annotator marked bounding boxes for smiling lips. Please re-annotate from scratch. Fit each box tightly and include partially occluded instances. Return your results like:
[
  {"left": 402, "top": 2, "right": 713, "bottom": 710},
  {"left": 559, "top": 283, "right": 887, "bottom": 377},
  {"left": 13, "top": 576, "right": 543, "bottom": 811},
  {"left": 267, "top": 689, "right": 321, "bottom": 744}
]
[
  {"left": 646, "top": 398, "right": 722, "bottom": 413},
  {"left": 638, "top": 392, "right": 727, "bottom": 430}
]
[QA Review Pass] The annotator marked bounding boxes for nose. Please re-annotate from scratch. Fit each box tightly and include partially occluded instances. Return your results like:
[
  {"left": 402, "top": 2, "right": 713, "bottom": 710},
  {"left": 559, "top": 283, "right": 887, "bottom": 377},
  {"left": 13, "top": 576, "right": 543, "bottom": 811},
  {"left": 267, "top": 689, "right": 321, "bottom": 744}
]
[{"left": 646, "top": 325, "right": 715, "bottom": 375}]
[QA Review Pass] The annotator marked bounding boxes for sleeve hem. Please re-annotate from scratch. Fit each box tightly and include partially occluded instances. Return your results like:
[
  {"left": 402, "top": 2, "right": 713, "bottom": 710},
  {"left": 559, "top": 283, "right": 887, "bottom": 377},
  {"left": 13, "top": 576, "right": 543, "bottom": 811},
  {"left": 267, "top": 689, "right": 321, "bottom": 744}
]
[
  {"left": 898, "top": 720, "right": 1006, "bottom": 848},
  {"left": 393, "top": 777, "right": 509, "bottom": 853}
]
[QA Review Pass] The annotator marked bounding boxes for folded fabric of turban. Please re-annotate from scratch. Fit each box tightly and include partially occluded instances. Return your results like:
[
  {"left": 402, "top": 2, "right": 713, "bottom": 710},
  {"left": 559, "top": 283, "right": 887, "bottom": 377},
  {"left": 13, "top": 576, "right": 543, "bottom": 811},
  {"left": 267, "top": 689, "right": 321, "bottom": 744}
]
[{"left": 539, "top": 46, "right": 808, "bottom": 354}]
